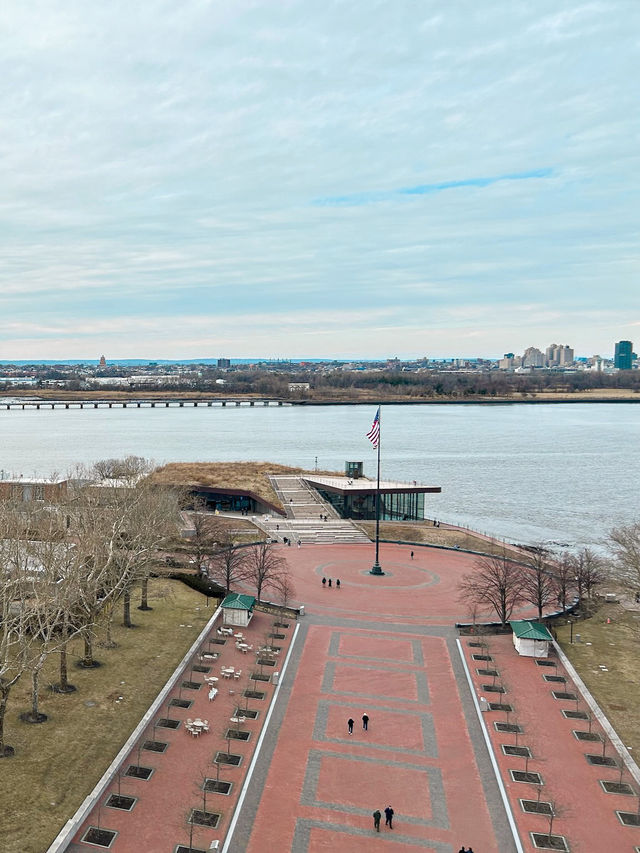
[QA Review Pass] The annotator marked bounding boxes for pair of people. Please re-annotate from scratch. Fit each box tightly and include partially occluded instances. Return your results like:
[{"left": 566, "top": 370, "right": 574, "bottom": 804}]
[
  {"left": 458, "top": 847, "right": 475, "bottom": 852},
  {"left": 347, "top": 712, "right": 369, "bottom": 734},
  {"left": 372, "top": 806, "right": 394, "bottom": 830}
]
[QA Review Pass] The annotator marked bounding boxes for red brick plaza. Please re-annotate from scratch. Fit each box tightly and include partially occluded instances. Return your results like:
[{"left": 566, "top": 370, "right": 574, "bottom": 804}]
[{"left": 64, "top": 543, "right": 640, "bottom": 852}]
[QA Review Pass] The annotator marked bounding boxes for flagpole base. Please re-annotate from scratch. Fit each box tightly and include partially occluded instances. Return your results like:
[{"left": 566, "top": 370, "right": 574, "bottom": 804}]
[{"left": 369, "top": 562, "right": 385, "bottom": 576}]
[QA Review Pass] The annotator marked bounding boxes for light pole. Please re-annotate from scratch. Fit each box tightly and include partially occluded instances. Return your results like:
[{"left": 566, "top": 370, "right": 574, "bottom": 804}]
[{"left": 568, "top": 619, "right": 573, "bottom": 644}]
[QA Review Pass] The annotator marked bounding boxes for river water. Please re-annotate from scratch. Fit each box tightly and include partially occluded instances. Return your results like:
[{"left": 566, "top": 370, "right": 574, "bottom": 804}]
[{"left": 0, "top": 402, "right": 638, "bottom": 551}]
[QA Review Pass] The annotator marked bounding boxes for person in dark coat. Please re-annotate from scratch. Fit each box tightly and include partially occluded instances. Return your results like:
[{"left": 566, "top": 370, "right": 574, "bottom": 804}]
[
  {"left": 384, "top": 805, "right": 394, "bottom": 828},
  {"left": 347, "top": 718, "right": 354, "bottom": 734},
  {"left": 373, "top": 809, "right": 381, "bottom": 831},
  {"left": 362, "top": 712, "right": 369, "bottom": 731},
  {"left": 328, "top": 578, "right": 332, "bottom": 587},
  {"left": 336, "top": 579, "right": 340, "bottom": 588},
  {"left": 322, "top": 577, "right": 326, "bottom": 587}
]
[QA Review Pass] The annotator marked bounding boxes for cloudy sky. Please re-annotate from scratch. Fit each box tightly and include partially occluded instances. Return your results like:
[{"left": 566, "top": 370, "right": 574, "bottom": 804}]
[{"left": 0, "top": 1, "right": 638, "bottom": 360}]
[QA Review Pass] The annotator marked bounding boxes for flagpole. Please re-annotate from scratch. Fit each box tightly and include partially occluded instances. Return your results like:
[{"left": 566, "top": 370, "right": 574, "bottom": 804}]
[{"left": 370, "top": 405, "right": 384, "bottom": 575}]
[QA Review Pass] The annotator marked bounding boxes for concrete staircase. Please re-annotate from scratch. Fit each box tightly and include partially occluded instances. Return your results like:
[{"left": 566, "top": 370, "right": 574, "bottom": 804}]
[{"left": 262, "top": 475, "right": 370, "bottom": 545}]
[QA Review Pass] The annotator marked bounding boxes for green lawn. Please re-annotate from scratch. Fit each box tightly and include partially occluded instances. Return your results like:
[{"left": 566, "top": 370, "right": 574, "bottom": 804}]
[
  {"left": 0, "top": 579, "right": 216, "bottom": 853},
  {"left": 556, "top": 599, "right": 640, "bottom": 758}
]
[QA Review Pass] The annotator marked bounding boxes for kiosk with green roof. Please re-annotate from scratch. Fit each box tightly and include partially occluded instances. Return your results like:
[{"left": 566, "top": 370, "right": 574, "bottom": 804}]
[
  {"left": 510, "top": 620, "right": 553, "bottom": 658},
  {"left": 221, "top": 592, "right": 256, "bottom": 627}
]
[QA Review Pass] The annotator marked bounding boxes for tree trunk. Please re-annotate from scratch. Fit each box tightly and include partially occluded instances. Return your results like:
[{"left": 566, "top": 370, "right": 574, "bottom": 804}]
[
  {"left": 123, "top": 590, "right": 133, "bottom": 628},
  {"left": 60, "top": 644, "right": 69, "bottom": 690},
  {"left": 83, "top": 631, "right": 95, "bottom": 667},
  {"left": 138, "top": 577, "right": 152, "bottom": 611},
  {"left": 0, "top": 681, "right": 14, "bottom": 756},
  {"left": 30, "top": 663, "right": 46, "bottom": 722}
]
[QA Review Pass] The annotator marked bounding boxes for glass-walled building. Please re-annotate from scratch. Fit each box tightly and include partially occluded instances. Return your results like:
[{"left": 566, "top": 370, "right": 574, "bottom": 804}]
[{"left": 303, "top": 476, "right": 440, "bottom": 521}]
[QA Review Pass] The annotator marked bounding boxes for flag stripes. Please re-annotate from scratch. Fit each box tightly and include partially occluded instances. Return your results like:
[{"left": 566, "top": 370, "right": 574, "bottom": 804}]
[{"left": 366, "top": 407, "right": 380, "bottom": 448}]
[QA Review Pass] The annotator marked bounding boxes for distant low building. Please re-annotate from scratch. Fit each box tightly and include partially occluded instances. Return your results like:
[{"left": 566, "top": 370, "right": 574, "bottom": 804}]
[{"left": 288, "top": 382, "right": 310, "bottom": 392}]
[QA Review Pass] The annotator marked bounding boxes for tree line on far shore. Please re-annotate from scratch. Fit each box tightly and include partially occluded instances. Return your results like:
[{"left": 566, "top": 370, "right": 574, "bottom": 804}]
[{"left": 3, "top": 365, "right": 640, "bottom": 399}]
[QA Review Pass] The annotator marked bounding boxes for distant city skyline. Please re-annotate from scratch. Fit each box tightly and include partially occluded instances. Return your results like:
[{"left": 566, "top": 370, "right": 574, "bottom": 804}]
[
  {"left": 0, "top": 336, "right": 635, "bottom": 368},
  {"left": 1, "top": 2, "right": 638, "bottom": 359}
]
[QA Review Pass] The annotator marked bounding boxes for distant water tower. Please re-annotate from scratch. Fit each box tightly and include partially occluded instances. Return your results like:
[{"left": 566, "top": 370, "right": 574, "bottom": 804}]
[
  {"left": 345, "top": 461, "right": 363, "bottom": 479},
  {"left": 99, "top": 355, "right": 106, "bottom": 367}
]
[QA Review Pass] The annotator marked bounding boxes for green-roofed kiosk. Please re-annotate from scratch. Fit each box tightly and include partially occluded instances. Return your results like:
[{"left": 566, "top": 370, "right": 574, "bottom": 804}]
[
  {"left": 510, "top": 620, "right": 553, "bottom": 658},
  {"left": 221, "top": 593, "right": 256, "bottom": 628}
]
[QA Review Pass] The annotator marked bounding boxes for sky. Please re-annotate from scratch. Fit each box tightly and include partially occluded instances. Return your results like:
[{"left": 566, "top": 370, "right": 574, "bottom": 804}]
[{"left": 0, "top": 1, "right": 638, "bottom": 360}]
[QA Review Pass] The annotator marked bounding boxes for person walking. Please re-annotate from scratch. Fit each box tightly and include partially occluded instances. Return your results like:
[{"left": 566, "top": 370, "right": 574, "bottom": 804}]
[
  {"left": 384, "top": 805, "right": 394, "bottom": 828},
  {"left": 322, "top": 577, "right": 326, "bottom": 587},
  {"left": 410, "top": 550, "right": 414, "bottom": 559},
  {"left": 347, "top": 718, "right": 354, "bottom": 734},
  {"left": 373, "top": 809, "right": 381, "bottom": 832},
  {"left": 328, "top": 578, "right": 332, "bottom": 588},
  {"left": 336, "top": 579, "right": 341, "bottom": 589},
  {"left": 362, "top": 712, "right": 369, "bottom": 731}
]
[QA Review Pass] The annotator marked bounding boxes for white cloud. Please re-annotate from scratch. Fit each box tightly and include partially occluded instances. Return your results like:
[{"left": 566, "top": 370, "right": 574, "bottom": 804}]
[{"left": 0, "top": 0, "right": 638, "bottom": 359}]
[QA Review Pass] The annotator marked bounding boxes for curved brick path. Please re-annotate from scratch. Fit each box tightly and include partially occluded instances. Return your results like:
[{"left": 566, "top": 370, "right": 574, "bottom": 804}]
[{"left": 228, "top": 544, "right": 519, "bottom": 853}]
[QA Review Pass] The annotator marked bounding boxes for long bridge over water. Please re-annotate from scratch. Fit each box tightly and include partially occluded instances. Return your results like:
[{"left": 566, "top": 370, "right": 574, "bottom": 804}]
[{"left": 0, "top": 398, "right": 292, "bottom": 411}]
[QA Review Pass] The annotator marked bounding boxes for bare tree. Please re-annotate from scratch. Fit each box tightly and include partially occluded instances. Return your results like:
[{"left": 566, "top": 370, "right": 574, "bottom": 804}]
[
  {"left": 458, "top": 552, "right": 524, "bottom": 628},
  {"left": 521, "top": 546, "right": 556, "bottom": 620},
  {"left": 245, "top": 543, "right": 287, "bottom": 603},
  {"left": 609, "top": 522, "right": 640, "bottom": 590},
  {"left": 552, "top": 551, "right": 577, "bottom": 611},
  {"left": 208, "top": 541, "right": 249, "bottom": 595},
  {"left": 272, "top": 568, "right": 296, "bottom": 611},
  {"left": 20, "top": 535, "right": 85, "bottom": 722},
  {"left": 571, "top": 547, "right": 606, "bottom": 600},
  {"left": 0, "top": 504, "right": 46, "bottom": 753},
  {"left": 188, "top": 500, "right": 223, "bottom": 575}
]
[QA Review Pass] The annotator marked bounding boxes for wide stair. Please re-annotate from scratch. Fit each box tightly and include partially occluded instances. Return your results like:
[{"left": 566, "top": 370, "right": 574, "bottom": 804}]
[{"left": 262, "top": 475, "right": 370, "bottom": 545}]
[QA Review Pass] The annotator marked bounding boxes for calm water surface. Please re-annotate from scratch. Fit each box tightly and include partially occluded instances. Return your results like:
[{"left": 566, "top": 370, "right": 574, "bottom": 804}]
[{"left": 0, "top": 403, "right": 638, "bottom": 550}]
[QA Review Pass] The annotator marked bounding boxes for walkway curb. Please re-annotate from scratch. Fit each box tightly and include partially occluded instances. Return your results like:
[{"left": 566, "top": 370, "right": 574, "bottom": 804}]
[{"left": 456, "top": 638, "right": 525, "bottom": 853}]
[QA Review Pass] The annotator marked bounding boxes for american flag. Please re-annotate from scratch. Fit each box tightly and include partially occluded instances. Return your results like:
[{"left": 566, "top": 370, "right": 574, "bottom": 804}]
[{"left": 366, "top": 407, "right": 380, "bottom": 448}]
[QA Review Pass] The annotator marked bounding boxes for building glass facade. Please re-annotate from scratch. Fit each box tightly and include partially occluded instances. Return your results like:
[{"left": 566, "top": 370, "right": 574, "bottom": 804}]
[{"left": 315, "top": 488, "right": 425, "bottom": 521}]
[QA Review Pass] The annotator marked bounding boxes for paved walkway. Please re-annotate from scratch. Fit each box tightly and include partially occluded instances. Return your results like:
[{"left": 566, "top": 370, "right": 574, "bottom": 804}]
[
  {"left": 229, "top": 543, "right": 640, "bottom": 852},
  {"left": 229, "top": 544, "right": 519, "bottom": 853}
]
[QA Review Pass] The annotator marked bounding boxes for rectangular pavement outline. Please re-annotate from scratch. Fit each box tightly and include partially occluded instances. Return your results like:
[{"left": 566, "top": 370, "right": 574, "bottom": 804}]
[
  {"left": 321, "top": 659, "right": 430, "bottom": 705},
  {"left": 313, "top": 698, "right": 438, "bottom": 758},
  {"left": 328, "top": 630, "right": 425, "bottom": 666},
  {"left": 300, "top": 748, "right": 449, "bottom": 830},
  {"left": 291, "top": 818, "right": 455, "bottom": 852}
]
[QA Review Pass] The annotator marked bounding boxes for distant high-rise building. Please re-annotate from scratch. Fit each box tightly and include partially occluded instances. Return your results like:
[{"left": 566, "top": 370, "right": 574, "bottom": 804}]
[
  {"left": 545, "top": 344, "right": 559, "bottom": 365},
  {"left": 522, "top": 347, "right": 544, "bottom": 368},
  {"left": 545, "top": 344, "right": 574, "bottom": 367},
  {"left": 217, "top": 358, "right": 231, "bottom": 368},
  {"left": 614, "top": 340, "right": 633, "bottom": 370}
]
